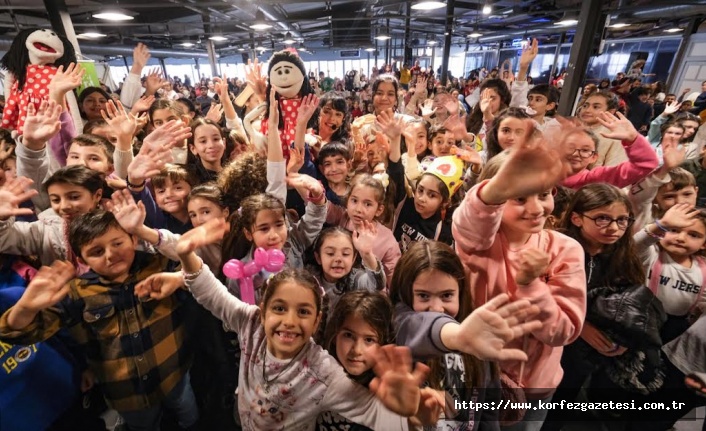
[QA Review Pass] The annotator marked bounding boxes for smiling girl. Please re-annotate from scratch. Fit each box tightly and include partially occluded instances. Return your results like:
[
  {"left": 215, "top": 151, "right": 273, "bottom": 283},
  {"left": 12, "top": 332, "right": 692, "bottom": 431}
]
[{"left": 187, "top": 118, "right": 227, "bottom": 183}]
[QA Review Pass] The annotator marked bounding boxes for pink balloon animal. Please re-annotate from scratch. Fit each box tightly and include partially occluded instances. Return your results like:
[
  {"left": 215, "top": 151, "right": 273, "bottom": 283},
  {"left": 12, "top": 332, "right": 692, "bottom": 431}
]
[{"left": 222, "top": 248, "right": 286, "bottom": 305}]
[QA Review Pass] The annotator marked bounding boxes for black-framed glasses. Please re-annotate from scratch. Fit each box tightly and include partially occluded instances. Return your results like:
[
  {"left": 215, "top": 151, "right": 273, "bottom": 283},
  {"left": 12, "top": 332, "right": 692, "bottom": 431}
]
[
  {"left": 580, "top": 213, "right": 634, "bottom": 230},
  {"left": 571, "top": 149, "right": 596, "bottom": 158}
]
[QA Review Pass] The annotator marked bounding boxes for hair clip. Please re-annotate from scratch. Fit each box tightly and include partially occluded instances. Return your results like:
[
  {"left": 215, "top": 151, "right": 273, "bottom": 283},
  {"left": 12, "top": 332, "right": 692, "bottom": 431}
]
[
  {"left": 223, "top": 248, "right": 286, "bottom": 305},
  {"left": 372, "top": 172, "right": 389, "bottom": 191}
]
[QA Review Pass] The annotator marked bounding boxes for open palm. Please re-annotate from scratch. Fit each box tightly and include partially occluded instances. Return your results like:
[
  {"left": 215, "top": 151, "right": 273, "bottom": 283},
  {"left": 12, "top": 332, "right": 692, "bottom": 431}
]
[
  {"left": 23, "top": 100, "right": 62, "bottom": 145},
  {"left": 17, "top": 261, "right": 75, "bottom": 313},
  {"left": 102, "top": 100, "right": 137, "bottom": 139}
]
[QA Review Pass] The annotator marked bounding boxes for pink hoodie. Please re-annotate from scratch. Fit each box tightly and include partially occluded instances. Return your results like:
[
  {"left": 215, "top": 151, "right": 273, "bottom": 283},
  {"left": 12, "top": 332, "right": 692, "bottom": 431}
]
[
  {"left": 452, "top": 182, "right": 586, "bottom": 396},
  {"left": 562, "top": 133, "right": 658, "bottom": 189}
]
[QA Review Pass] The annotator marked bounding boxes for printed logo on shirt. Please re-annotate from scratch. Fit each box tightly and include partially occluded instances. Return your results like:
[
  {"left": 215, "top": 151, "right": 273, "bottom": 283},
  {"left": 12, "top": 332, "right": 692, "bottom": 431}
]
[{"left": 658, "top": 274, "right": 702, "bottom": 294}]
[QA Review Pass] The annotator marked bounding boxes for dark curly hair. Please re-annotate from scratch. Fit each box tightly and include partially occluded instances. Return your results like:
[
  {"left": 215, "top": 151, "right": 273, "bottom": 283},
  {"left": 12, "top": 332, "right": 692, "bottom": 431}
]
[{"left": 216, "top": 151, "right": 267, "bottom": 214}]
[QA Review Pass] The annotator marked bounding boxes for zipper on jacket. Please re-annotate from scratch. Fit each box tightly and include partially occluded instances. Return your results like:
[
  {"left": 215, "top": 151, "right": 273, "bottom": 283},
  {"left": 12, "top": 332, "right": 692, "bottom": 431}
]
[{"left": 588, "top": 256, "right": 595, "bottom": 284}]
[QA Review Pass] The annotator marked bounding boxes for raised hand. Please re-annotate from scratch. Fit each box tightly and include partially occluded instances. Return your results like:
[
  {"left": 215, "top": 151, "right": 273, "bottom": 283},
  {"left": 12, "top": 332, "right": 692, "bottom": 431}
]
[
  {"left": 661, "top": 139, "right": 686, "bottom": 170},
  {"left": 205, "top": 103, "right": 224, "bottom": 123},
  {"left": 352, "top": 220, "right": 377, "bottom": 255},
  {"left": 297, "top": 94, "right": 320, "bottom": 125},
  {"left": 175, "top": 218, "right": 229, "bottom": 256},
  {"left": 213, "top": 76, "right": 229, "bottom": 100},
  {"left": 286, "top": 174, "right": 324, "bottom": 200},
  {"left": 101, "top": 100, "right": 137, "bottom": 139},
  {"left": 16, "top": 261, "right": 75, "bottom": 313},
  {"left": 480, "top": 121, "right": 567, "bottom": 204},
  {"left": 245, "top": 58, "right": 267, "bottom": 102},
  {"left": 48, "top": 63, "right": 84, "bottom": 100},
  {"left": 415, "top": 77, "right": 428, "bottom": 96},
  {"left": 443, "top": 293, "right": 542, "bottom": 361},
  {"left": 500, "top": 59, "right": 515, "bottom": 87},
  {"left": 662, "top": 100, "right": 682, "bottom": 117},
  {"left": 443, "top": 112, "right": 469, "bottom": 142},
  {"left": 134, "top": 272, "right": 185, "bottom": 301},
  {"left": 0, "top": 177, "right": 39, "bottom": 220},
  {"left": 287, "top": 146, "right": 305, "bottom": 175},
  {"left": 369, "top": 345, "right": 428, "bottom": 417},
  {"left": 267, "top": 87, "right": 280, "bottom": 130},
  {"left": 420, "top": 99, "right": 437, "bottom": 119},
  {"left": 127, "top": 142, "right": 174, "bottom": 184},
  {"left": 130, "top": 95, "right": 155, "bottom": 114},
  {"left": 141, "top": 120, "right": 192, "bottom": 153},
  {"left": 107, "top": 189, "right": 146, "bottom": 235},
  {"left": 515, "top": 248, "right": 550, "bottom": 286},
  {"left": 144, "top": 68, "right": 167, "bottom": 96},
  {"left": 519, "top": 39, "right": 539, "bottom": 69},
  {"left": 376, "top": 108, "right": 403, "bottom": 140},
  {"left": 659, "top": 202, "right": 702, "bottom": 230},
  {"left": 596, "top": 111, "right": 638, "bottom": 142},
  {"left": 22, "top": 99, "right": 62, "bottom": 148},
  {"left": 479, "top": 88, "right": 495, "bottom": 122},
  {"left": 132, "top": 43, "right": 151, "bottom": 72}
]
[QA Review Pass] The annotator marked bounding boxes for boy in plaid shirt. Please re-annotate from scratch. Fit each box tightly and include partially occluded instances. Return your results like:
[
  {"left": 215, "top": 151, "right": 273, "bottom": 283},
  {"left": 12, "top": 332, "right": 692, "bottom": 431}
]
[{"left": 0, "top": 210, "right": 198, "bottom": 431}]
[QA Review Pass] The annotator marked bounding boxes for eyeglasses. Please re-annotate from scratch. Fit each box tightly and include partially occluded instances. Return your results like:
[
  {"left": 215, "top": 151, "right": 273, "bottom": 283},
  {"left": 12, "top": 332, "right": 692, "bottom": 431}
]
[
  {"left": 571, "top": 149, "right": 596, "bottom": 158},
  {"left": 580, "top": 213, "right": 634, "bottom": 230}
]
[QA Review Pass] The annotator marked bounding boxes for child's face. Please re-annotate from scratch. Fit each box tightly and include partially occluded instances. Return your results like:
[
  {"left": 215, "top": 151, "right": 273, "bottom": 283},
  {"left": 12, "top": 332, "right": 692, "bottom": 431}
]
[
  {"left": 347, "top": 185, "right": 383, "bottom": 227},
  {"left": 261, "top": 282, "right": 321, "bottom": 359},
  {"left": 244, "top": 209, "right": 288, "bottom": 251},
  {"left": 151, "top": 108, "right": 181, "bottom": 127},
  {"left": 680, "top": 102, "right": 693, "bottom": 112},
  {"left": 81, "top": 92, "right": 108, "bottom": 121},
  {"left": 497, "top": 117, "right": 528, "bottom": 150},
  {"left": 412, "top": 268, "right": 460, "bottom": 318},
  {"left": 414, "top": 175, "right": 445, "bottom": 219},
  {"left": 579, "top": 96, "right": 609, "bottom": 126},
  {"left": 428, "top": 131, "right": 455, "bottom": 157},
  {"left": 681, "top": 120, "right": 699, "bottom": 140},
  {"left": 48, "top": 183, "right": 102, "bottom": 221},
  {"left": 315, "top": 234, "right": 355, "bottom": 282},
  {"left": 655, "top": 184, "right": 698, "bottom": 211},
  {"left": 320, "top": 155, "right": 351, "bottom": 185},
  {"left": 662, "top": 126, "right": 684, "bottom": 146},
  {"left": 335, "top": 313, "right": 380, "bottom": 376},
  {"left": 408, "top": 123, "right": 428, "bottom": 155},
  {"left": 319, "top": 104, "right": 345, "bottom": 136},
  {"left": 566, "top": 132, "right": 598, "bottom": 174},
  {"left": 191, "top": 124, "right": 225, "bottom": 166},
  {"left": 79, "top": 226, "right": 137, "bottom": 282},
  {"left": 187, "top": 197, "right": 229, "bottom": 228},
  {"left": 2, "top": 157, "right": 16, "bottom": 181},
  {"left": 660, "top": 219, "right": 706, "bottom": 259},
  {"left": 570, "top": 202, "right": 630, "bottom": 248},
  {"left": 373, "top": 81, "right": 397, "bottom": 113},
  {"left": 527, "top": 94, "right": 554, "bottom": 118},
  {"left": 154, "top": 179, "right": 191, "bottom": 215},
  {"left": 501, "top": 191, "right": 554, "bottom": 236},
  {"left": 67, "top": 143, "right": 112, "bottom": 175}
]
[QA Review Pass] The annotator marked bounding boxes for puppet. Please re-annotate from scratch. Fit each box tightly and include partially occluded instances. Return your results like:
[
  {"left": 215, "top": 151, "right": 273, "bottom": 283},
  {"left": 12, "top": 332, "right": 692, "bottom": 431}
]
[
  {"left": 261, "top": 48, "right": 316, "bottom": 160},
  {"left": 0, "top": 28, "right": 76, "bottom": 134}
]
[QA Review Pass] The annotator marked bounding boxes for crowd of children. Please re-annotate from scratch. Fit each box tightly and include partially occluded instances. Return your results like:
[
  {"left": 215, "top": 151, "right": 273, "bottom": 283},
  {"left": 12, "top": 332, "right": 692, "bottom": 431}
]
[{"left": 0, "top": 39, "right": 706, "bottom": 431}]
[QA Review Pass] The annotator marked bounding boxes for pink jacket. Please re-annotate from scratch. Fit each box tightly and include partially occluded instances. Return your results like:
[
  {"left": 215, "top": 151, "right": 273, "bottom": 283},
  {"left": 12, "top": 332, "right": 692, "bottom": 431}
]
[
  {"left": 562, "top": 134, "right": 658, "bottom": 189},
  {"left": 452, "top": 182, "right": 586, "bottom": 394}
]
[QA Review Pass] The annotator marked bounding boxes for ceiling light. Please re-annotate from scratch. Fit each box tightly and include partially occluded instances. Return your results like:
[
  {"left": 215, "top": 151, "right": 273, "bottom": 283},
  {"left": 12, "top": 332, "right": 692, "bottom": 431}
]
[
  {"left": 375, "top": 34, "right": 391, "bottom": 41},
  {"left": 250, "top": 10, "right": 272, "bottom": 30},
  {"left": 77, "top": 31, "right": 106, "bottom": 39},
  {"left": 428, "top": 39, "right": 438, "bottom": 45},
  {"left": 365, "top": 47, "right": 376, "bottom": 52},
  {"left": 209, "top": 35, "right": 228, "bottom": 41},
  {"left": 298, "top": 42, "right": 307, "bottom": 52},
  {"left": 555, "top": 12, "right": 579, "bottom": 26},
  {"left": 92, "top": 10, "right": 134, "bottom": 21},
  {"left": 664, "top": 27, "right": 683, "bottom": 33},
  {"left": 238, "top": 46, "right": 246, "bottom": 51},
  {"left": 256, "top": 45, "right": 268, "bottom": 51},
  {"left": 283, "top": 32, "right": 296, "bottom": 45},
  {"left": 609, "top": 22, "right": 630, "bottom": 28},
  {"left": 411, "top": 1, "right": 446, "bottom": 10},
  {"left": 468, "top": 32, "right": 482, "bottom": 38},
  {"left": 181, "top": 42, "right": 195, "bottom": 47},
  {"left": 482, "top": 4, "right": 492, "bottom": 15}
]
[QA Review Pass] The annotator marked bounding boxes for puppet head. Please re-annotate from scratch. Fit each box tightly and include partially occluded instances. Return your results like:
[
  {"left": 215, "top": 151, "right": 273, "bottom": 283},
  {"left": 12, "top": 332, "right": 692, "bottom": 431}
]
[
  {"left": 0, "top": 28, "right": 76, "bottom": 91},
  {"left": 267, "top": 48, "right": 308, "bottom": 98}
]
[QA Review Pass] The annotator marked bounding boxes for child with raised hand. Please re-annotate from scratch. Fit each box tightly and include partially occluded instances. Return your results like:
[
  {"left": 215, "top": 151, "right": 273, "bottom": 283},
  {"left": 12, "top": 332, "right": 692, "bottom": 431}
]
[
  {"left": 560, "top": 111, "right": 658, "bottom": 189},
  {"left": 317, "top": 290, "right": 444, "bottom": 430},
  {"left": 0, "top": 168, "right": 105, "bottom": 272},
  {"left": 45, "top": 62, "right": 84, "bottom": 164},
  {"left": 482, "top": 107, "right": 531, "bottom": 164},
  {"left": 309, "top": 225, "right": 385, "bottom": 314},
  {"left": 0, "top": 210, "right": 199, "bottom": 431},
  {"left": 628, "top": 138, "right": 693, "bottom": 232},
  {"left": 325, "top": 173, "right": 401, "bottom": 283},
  {"left": 452, "top": 127, "right": 586, "bottom": 429},
  {"left": 100, "top": 99, "right": 138, "bottom": 180},
  {"left": 390, "top": 240, "right": 501, "bottom": 431},
  {"left": 647, "top": 99, "right": 682, "bottom": 147},
  {"left": 578, "top": 91, "right": 628, "bottom": 167},
  {"left": 146, "top": 99, "right": 191, "bottom": 162},
  {"left": 174, "top": 218, "right": 431, "bottom": 430}
]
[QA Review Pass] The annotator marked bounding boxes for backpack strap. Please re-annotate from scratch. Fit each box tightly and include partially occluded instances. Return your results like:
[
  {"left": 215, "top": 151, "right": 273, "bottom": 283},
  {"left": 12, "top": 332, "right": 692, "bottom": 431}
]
[
  {"left": 648, "top": 253, "right": 663, "bottom": 295},
  {"left": 688, "top": 256, "right": 706, "bottom": 313}
]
